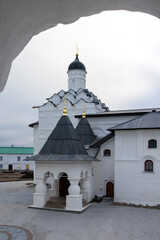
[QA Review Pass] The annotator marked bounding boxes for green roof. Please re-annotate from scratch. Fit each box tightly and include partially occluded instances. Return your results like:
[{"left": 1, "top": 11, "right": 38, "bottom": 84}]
[{"left": 0, "top": 147, "right": 34, "bottom": 155}]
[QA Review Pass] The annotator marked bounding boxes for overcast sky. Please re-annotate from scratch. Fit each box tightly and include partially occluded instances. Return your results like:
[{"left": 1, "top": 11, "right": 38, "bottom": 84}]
[{"left": 1, "top": 10, "right": 160, "bottom": 147}]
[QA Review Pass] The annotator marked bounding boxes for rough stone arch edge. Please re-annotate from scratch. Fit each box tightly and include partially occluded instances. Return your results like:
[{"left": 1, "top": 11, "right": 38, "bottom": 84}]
[{"left": 1, "top": 1, "right": 160, "bottom": 92}]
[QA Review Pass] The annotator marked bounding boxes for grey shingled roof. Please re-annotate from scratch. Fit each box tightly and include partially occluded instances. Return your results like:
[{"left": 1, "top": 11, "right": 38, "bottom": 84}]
[
  {"left": 90, "top": 132, "right": 114, "bottom": 148},
  {"left": 76, "top": 117, "right": 96, "bottom": 145},
  {"left": 28, "top": 121, "right": 39, "bottom": 128},
  {"left": 75, "top": 108, "right": 160, "bottom": 118},
  {"left": 29, "top": 114, "right": 97, "bottom": 162},
  {"left": 28, "top": 154, "right": 96, "bottom": 161},
  {"left": 108, "top": 111, "right": 160, "bottom": 131}
]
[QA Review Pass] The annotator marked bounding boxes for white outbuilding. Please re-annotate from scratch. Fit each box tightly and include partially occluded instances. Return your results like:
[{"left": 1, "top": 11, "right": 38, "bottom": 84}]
[
  {"left": 30, "top": 107, "right": 98, "bottom": 212},
  {"left": 109, "top": 111, "right": 160, "bottom": 206},
  {"left": 0, "top": 146, "right": 34, "bottom": 171}
]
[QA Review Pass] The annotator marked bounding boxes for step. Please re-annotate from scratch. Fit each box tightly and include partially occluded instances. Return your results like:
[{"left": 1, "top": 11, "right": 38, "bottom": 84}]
[{"left": 102, "top": 196, "right": 113, "bottom": 202}]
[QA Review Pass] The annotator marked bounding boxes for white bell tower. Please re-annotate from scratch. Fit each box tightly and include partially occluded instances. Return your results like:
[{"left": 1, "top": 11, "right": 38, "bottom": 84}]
[{"left": 67, "top": 53, "right": 87, "bottom": 91}]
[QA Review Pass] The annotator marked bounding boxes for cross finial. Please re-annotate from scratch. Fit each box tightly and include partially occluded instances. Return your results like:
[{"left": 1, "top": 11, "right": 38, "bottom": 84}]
[{"left": 76, "top": 44, "right": 79, "bottom": 56}]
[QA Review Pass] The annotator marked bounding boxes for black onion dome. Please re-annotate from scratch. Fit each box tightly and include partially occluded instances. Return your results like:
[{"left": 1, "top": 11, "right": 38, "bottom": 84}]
[{"left": 68, "top": 54, "right": 86, "bottom": 71}]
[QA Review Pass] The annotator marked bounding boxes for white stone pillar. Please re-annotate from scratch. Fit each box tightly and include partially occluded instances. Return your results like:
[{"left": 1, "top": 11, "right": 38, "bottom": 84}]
[
  {"left": 49, "top": 179, "right": 58, "bottom": 197},
  {"left": 66, "top": 179, "right": 83, "bottom": 211},
  {"left": 81, "top": 178, "right": 92, "bottom": 203},
  {"left": 33, "top": 179, "right": 49, "bottom": 207}
]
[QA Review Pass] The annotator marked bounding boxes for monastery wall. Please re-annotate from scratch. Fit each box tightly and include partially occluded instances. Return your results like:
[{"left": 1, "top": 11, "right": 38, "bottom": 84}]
[
  {"left": 114, "top": 129, "right": 160, "bottom": 206},
  {"left": 92, "top": 138, "right": 115, "bottom": 196}
]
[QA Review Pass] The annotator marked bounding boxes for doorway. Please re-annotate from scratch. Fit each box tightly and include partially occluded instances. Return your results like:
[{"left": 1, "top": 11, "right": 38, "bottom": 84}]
[
  {"left": 8, "top": 164, "right": 13, "bottom": 171},
  {"left": 59, "top": 173, "right": 70, "bottom": 197},
  {"left": 26, "top": 164, "right": 29, "bottom": 170},
  {"left": 106, "top": 182, "right": 114, "bottom": 198}
]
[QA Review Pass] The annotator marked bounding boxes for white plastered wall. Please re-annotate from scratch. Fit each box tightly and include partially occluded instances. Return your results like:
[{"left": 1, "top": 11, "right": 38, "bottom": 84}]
[
  {"left": 0, "top": 154, "right": 34, "bottom": 171},
  {"left": 92, "top": 137, "right": 114, "bottom": 196},
  {"left": 114, "top": 129, "right": 160, "bottom": 206}
]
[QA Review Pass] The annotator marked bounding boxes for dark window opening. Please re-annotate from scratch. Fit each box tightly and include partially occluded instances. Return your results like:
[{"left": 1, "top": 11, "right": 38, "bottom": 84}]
[
  {"left": 144, "top": 160, "right": 153, "bottom": 172},
  {"left": 148, "top": 139, "right": 157, "bottom": 148},
  {"left": 104, "top": 149, "right": 111, "bottom": 157}
]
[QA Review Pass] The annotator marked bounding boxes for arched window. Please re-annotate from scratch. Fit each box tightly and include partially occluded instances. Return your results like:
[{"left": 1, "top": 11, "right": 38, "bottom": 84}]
[
  {"left": 144, "top": 160, "right": 153, "bottom": 172},
  {"left": 148, "top": 139, "right": 157, "bottom": 148},
  {"left": 104, "top": 149, "right": 111, "bottom": 157}
]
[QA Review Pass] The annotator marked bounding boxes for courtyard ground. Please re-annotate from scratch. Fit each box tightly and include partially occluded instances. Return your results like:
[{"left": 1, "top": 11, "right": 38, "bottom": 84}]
[
  {"left": 0, "top": 170, "right": 33, "bottom": 182},
  {"left": 0, "top": 181, "right": 160, "bottom": 240}
]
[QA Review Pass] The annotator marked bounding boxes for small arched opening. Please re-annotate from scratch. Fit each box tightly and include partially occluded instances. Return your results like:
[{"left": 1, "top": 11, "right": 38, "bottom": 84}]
[
  {"left": 79, "top": 171, "right": 84, "bottom": 191},
  {"left": 144, "top": 160, "right": 153, "bottom": 172},
  {"left": 59, "top": 173, "right": 70, "bottom": 197},
  {"left": 44, "top": 171, "right": 54, "bottom": 189},
  {"left": 104, "top": 149, "right": 111, "bottom": 157}
]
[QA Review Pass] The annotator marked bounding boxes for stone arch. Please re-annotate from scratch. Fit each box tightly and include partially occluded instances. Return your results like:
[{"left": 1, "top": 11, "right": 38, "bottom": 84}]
[
  {"left": 44, "top": 171, "right": 54, "bottom": 179},
  {"left": 79, "top": 171, "right": 85, "bottom": 191},
  {"left": 141, "top": 155, "right": 156, "bottom": 161},
  {"left": 80, "top": 171, "right": 84, "bottom": 179},
  {"left": 43, "top": 171, "right": 54, "bottom": 189},
  {"left": 58, "top": 171, "right": 68, "bottom": 179},
  {"left": 58, "top": 172, "right": 70, "bottom": 197},
  {"left": 85, "top": 171, "right": 88, "bottom": 179},
  {"left": 1, "top": 2, "right": 160, "bottom": 92}
]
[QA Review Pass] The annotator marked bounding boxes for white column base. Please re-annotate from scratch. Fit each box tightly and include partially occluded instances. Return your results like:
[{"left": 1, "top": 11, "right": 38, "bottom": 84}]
[
  {"left": 33, "top": 192, "right": 49, "bottom": 207},
  {"left": 66, "top": 194, "right": 83, "bottom": 210},
  {"left": 82, "top": 190, "right": 92, "bottom": 203}
]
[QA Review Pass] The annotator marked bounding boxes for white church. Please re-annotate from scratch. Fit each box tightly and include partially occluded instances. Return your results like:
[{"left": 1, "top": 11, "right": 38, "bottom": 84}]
[{"left": 29, "top": 53, "right": 160, "bottom": 212}]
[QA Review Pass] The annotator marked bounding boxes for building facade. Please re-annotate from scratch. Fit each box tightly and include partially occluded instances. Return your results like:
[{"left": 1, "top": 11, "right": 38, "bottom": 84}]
[{"left": 0, "top": 146, "right": 34, "bottom": 171}]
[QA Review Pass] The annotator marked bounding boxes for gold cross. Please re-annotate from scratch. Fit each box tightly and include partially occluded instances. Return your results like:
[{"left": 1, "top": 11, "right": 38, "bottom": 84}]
[{"left": 76, "top": 44, "right": 79, "bottom": 56}]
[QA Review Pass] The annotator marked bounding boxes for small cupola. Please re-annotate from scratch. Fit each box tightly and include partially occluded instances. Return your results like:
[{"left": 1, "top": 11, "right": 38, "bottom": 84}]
[
  {"left": 68, "top": 53, "right": 86, "bottom": 72},
  {"left": 67, "top": 53, "right": 87, "bottom": 91}
]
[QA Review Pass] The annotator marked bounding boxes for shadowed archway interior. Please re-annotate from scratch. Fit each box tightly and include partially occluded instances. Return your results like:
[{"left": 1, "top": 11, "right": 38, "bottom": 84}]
[{"left": 59, "top": 173, "right": 70, "bottom": 197}]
